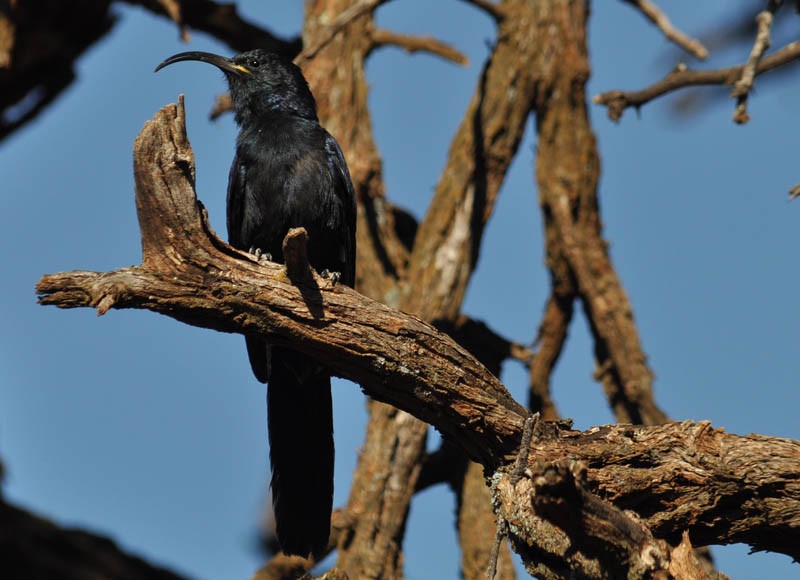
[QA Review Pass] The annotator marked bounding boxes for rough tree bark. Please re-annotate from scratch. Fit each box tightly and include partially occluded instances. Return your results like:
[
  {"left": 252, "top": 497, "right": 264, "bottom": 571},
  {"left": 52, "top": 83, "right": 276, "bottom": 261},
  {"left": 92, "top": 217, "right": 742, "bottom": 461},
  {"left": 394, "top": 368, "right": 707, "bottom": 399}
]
[
  {"left": 35, "top": 100, "right": 800, "bottom": 579},
  {"left": 528, "top": 0, "right": 667, "bottom": 431}
]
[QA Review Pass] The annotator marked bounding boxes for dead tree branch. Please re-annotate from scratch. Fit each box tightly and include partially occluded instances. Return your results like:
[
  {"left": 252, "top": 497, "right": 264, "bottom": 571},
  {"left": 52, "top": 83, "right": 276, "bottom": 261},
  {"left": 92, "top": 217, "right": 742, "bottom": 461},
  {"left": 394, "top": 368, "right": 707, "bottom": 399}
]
[
  {"left": 457, "top": 0, "right": 507, "bottom": 22},
  {"left": 369, "top": 27, "right": 468, "bottom": 65},
  {"left": 400, "top": 0, "right": 545, "bottom": 323},
  {"left": 621, "top": 0, "right": 709, "bottom": 59},
  {"left": 436, "top": 317, "right": 524, "bottom": 580},
  {"left": 38, "top": 98, "right": 526, "bottom": 463},
  {"left": 296, "top": 0, "right": 392, "bottom": 65},
  {"left": 0, "top": 1, "right": 114, "bottom": 141},
  {"left": 36, "top": 100, "right": 800, "bottom": 573},
  {"left": 0, "top": 0, "right": 298, "bottom": 143},
  {"left": 438, "top": 315, "right": 534, "bottom": 371},
  {"left": 730, "top": 1, "right": 783, "bottom": 123},
  {"left": 125, "top": 0, "right": 301, "bottom": 56},
  {"left": 496, "top": 460, "right": 718, "bottom": 580},
  {"left": 528, "top": 286, "right": 573, "bottom": 420},
  {"left": 532, "top": 0, "right": 666, "bottom": 426},
  {"left": 593, "top": 39, "right": 800, "bottom": 122},
  {"left": 0, "top": 496, "right": 188, "bottom": 580}
]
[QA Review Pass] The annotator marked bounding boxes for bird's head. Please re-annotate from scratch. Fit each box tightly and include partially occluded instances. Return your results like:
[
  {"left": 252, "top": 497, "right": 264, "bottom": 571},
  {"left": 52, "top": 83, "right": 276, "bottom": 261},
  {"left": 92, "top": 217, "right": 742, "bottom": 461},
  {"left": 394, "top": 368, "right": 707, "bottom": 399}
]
[{"left": 155, "top": 49, "right": 318, "bottom": 125}]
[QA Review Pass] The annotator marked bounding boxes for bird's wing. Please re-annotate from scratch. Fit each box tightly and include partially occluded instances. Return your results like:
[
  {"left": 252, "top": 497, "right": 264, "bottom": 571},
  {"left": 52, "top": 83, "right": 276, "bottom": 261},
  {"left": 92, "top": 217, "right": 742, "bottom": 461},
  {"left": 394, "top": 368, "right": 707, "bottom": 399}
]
[
  {"left": 226, "top": 153, "right": 248, "bottom": 249},
  {"left": 324, "top": 133, "right": 357, "bottom": 287}
]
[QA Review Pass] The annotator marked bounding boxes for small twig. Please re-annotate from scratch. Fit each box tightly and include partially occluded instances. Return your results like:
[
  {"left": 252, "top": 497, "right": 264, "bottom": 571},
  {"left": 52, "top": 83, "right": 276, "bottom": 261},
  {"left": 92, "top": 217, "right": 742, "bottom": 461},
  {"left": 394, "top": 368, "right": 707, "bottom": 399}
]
[
  {"left": 508, "top": 342, "right": 534, "bottom": 366},
  {"left": 593, "top": 39, "right": 800, "bottom": 121},
  {"left": 208, "top": 92, "right": 232, "bottom": 120},
  {"left": 295, "top": 0, "right": 393, "bottom": 64},
  {"left": 789, "top": 183, "right": 800, "bottom": 201},
  {"left": 528, "top": 289, "right": 574, "bottom": 419},
  {"left": 511, "top": 413, "right": 538, "bottom": 484},
  {"left": 415, "top": 441, "right": 462, "bottom": 491},
  {"left": 282, "top": 227, "right": 313, "bottom": 282},
  {"left": 622, "top": 0, "right": 709, "bottom": 59},
  {"left": 370, "top": 28, "right": 468, "bottom": 65},
  {"left": 487, "top": 413, "right": 537, "bottom": 580},
  {"left": 485, "top": 518, "right": 506, "bottom": 580},
  {"left": 731, "top": 1, "right": 783, "bottom": 123},
  {"left": 457, "top": 0, "right": 506, "bottom": 22},
  {"left": 155, "top": 0, "right": 188, "bottom": 41}
]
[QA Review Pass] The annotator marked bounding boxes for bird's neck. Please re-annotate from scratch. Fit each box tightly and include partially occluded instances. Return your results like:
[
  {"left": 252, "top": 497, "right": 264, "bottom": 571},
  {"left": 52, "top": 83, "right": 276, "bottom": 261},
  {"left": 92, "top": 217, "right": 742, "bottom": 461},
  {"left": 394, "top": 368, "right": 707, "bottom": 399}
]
[
  {"left": 234, "top": 92, "right": 317, "bottom": 127},
  {"left": 237, "top": 113, "right": 319, "bottom": 145}
]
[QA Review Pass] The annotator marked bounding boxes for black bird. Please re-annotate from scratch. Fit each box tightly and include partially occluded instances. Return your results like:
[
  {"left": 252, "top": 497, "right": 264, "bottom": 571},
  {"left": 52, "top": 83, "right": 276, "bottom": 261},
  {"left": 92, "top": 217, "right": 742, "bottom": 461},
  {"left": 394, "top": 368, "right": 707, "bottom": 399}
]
[{"left": 155, "top": 49, "right": 356, "bottom": 559}]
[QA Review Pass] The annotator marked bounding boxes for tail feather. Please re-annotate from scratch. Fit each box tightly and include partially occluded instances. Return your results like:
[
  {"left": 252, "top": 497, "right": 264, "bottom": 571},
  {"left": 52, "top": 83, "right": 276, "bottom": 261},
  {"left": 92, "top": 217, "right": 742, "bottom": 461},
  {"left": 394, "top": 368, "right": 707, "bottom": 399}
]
[
  {"left": 246, "top": 336, "right": 270, "bottom": 384},
  {"left": 266, "top": 347, "right": 334, "bottom": 559}
]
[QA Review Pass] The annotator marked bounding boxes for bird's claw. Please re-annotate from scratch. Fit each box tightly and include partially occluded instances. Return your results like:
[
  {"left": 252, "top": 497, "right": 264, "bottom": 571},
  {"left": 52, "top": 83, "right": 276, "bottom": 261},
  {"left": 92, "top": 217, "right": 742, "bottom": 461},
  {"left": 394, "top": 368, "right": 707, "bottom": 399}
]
[
  {"left": 249, "top": 247, "right": 272, "bottom": 264},
  {"left": 320, "top": 269, "right": 341, "bottom": 286}
]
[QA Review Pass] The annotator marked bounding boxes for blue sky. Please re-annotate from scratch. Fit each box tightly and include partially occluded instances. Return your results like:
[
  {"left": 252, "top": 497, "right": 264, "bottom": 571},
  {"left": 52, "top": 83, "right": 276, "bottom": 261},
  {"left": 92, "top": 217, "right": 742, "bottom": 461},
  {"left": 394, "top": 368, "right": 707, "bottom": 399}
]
[{"left": 1, "top": 1, "right": 798, "bottom": 578}]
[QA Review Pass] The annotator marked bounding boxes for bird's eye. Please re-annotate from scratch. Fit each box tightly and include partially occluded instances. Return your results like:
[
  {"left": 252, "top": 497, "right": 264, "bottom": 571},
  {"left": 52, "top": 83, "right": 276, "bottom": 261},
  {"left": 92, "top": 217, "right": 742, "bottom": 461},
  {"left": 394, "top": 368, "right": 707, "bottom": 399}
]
[{"left": 249, "top": 59, "right": 261, "bottom": 68}]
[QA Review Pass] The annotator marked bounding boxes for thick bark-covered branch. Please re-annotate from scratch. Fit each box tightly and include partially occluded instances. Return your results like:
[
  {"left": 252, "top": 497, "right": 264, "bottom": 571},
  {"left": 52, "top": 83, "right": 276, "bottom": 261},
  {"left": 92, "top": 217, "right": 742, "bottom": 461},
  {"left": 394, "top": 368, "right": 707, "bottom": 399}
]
[
  {"left": 36, "top": 101, "right": 800, "bottom": 571},
  {"left": 400, "top": 0, "right": 546, "bottom": 322},
  {"left": 297, "top": 0, "right": 391, "bottom": 65},
  {"left": 494, "top": 460, "right": 716, "bottom": 580},
  {"left": 533, "top": 0, "right": 666, "bottom": 427},
  {"left": 38, "top": 99, "right": 526, "bottom": 468},
  {"left": 525, "top": 422, "right": 800, "bottom": 562},
  {"left": 457, "top": 0, "right": 506, "bottom": 22},
  {"left": 0, "top": 0, "right": 298, "bottom": 143},
  {"left": 0, "top": 0, "right": 115, "bottom": 141},
  {"left": 123, "top": 0, "right": 300, "bottom": 56},
  {"left": 0, "top": 496, "right": 187, "bottom": 580},
  {"left": 38, "top": 231, "right": 527, "bottom": 463},
  {"left": 436, "top": 317, "right": 519, "bottom": 580}
]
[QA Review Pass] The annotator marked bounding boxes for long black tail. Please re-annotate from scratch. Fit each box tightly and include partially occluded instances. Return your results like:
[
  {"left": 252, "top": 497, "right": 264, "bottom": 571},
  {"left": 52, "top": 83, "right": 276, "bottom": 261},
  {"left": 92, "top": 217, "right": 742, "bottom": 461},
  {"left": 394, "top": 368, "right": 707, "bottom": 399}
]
[{"left": 249, "top": 340, "right": 334, "bottom": 559}]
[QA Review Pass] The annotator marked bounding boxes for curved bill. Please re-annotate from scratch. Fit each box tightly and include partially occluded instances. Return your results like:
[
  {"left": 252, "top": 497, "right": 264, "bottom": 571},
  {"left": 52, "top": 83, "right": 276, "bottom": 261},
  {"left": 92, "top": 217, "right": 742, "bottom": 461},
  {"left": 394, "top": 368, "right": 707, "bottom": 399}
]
[{"left": 154, "top": 51, "right": 251, "bottom": 76}]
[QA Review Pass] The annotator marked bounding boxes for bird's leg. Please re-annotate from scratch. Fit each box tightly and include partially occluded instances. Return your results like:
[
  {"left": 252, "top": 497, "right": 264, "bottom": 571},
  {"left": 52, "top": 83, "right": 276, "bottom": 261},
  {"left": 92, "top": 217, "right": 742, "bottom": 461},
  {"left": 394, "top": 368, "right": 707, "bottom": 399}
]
[
  {"left": 248, "top": 246, "right": 272, "bottom": 264},
  {"left": 320, "top": 269, "right": 341, "bottom": 286}
]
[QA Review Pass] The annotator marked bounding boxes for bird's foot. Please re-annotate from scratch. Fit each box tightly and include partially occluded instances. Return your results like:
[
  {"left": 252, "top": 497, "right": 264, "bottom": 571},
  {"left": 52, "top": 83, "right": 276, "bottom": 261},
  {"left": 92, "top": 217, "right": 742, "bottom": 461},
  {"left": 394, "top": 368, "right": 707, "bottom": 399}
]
[
  {"left": 249, "top": 247, "right": 272, "bottom": 264},
  {"left": 320, "top": 269, "right": 341, "bottom": 286}
]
